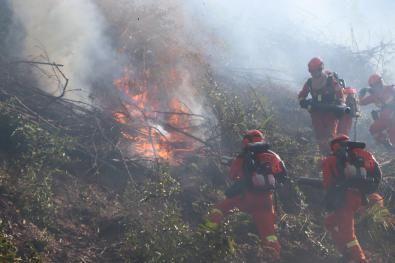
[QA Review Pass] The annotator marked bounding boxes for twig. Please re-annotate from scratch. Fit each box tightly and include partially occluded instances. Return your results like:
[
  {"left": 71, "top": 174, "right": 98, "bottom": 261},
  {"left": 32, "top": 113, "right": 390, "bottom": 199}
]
[
  {"left": 10, "top": 60, "right": 64, "bottom": 67},
  {"left": 53, "top": 63, "right": 69, "bottom": 99},
  {"left": 12, "top": 59, "right": 69, "bottom": 99},
  {"left": 152, "top": 110, "right": 205, "bottom": 118}
]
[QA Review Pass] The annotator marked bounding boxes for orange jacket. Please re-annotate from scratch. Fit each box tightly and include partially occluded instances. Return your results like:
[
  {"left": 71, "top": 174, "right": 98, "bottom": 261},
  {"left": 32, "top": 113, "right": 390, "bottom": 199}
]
[{"left": 322, "top": 148, "right": 380, "bottom": 190}]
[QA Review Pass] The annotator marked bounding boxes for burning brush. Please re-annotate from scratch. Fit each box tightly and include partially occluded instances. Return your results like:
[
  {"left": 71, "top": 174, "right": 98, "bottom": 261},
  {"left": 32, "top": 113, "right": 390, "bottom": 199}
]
[{"left": 113, "top": 68, "right": 202, "bottom": 165}]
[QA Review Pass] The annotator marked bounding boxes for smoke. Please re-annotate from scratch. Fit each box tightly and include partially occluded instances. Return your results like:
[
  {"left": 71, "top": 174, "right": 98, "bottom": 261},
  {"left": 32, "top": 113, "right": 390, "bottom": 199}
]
[
  {"left": 184, "top": 0, "right": 395, "bottom": 87},
  {"left": 9, "top": 0, "right": 395, "bottom": 104},
  {"left": 10, "top": 0, "right": 117, "bottom": 103}
]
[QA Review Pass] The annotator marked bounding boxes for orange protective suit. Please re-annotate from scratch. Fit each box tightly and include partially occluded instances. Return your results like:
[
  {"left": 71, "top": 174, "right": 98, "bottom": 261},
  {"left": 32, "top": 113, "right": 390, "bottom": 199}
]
[
  {"left": 322, "top": 147, "right": 381, "bottom": 263},
  {"left": 299, "top": 71, "right": 345, "bottom": 154},
  {"left": 208, "top": 149, "right": 286, "bottom": 260},
  {"left": 359, "top": 85, "right": 395, "bottom": 145}
]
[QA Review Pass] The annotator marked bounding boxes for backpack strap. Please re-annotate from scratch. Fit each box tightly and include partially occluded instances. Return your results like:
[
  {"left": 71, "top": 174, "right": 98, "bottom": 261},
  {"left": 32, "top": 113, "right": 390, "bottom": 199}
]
[
  {"left": 326, "top": 73, "right": 336, "bottom": 92},
  {"left": 306, "top": 78, "right": 313, "bottom": 94},
  {"left": 308, "top": 73, "right": 339, "bottom": 104}
]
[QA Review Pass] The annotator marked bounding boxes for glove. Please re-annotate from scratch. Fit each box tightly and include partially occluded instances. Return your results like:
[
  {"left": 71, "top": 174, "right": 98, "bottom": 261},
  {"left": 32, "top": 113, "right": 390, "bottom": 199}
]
[
  {"left": 359, "top": 88, "right": 368, "bottom": 97},
  {"left": 299, "top": 99, "right": 309, "bottom": 109}
]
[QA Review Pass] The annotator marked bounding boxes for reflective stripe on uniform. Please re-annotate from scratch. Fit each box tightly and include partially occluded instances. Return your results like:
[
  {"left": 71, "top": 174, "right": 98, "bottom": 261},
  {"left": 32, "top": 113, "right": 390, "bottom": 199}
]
[
  {"left": 346, "top": 239, "right": 359, "bottom": 248},
  {"left": 210, "top": 208, "right": 223, "bottom": 216},
  {"left": 266, "top": 235, "right": 278, "bottom": 242}
]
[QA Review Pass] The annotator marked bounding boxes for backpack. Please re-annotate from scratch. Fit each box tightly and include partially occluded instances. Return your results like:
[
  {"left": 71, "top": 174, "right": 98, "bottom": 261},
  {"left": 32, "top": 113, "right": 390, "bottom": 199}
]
[
  {"left": 335, "top": 143, "right": 381, "bottom": 195},
  {"left": 344, "top": 87, "right": 360, "bottom": 117},
  {"left": 306, "top": 72, "right": 345, "bottom": 104},
  {"left": 325, "top": 143, "right": 381, "bottom": 211},
  {"left": 242, "top": 143, "right": 281, "bottom": 191}
]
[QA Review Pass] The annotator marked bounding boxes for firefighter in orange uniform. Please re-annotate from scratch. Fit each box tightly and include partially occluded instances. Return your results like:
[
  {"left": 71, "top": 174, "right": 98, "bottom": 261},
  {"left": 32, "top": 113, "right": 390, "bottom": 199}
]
[
  {"left": 359, "top": 74, "right": 395, "bottom": 150},
  {"left": 322, "top": 135, "right": 382, "bottom": 263},
  {"left": 298, "top": 57, "right": 345, "bottom": 154},
  {"left": 204, "top": 130, "right": 287, "bottom": 260}
]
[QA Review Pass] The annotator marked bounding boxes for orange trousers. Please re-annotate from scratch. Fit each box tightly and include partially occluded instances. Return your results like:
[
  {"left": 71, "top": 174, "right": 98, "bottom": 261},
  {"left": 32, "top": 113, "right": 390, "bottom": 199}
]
[
  {"left": 310, "top": 111, "right": 338, "bottom": 154},
  {"left": 324, "top": 189, "right": 367, "bottom": 263},
  {"left": 338, "top": 114, "right": 353, "bottom": 136},
  {"left": 369, "top": 108, "right": 395, "bottom": 145},
  {"left": 209, "top": 191, "right": 280, "bottom": 259}
]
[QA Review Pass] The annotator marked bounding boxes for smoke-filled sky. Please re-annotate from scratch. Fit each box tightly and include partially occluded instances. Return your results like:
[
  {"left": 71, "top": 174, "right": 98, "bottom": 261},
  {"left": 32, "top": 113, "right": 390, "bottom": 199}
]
[
  {"left": 187, "top": 0, "right": 395, "bottom": 46},
  {"left": 184, "top": 0, "right": 395, "bottom": 85}
]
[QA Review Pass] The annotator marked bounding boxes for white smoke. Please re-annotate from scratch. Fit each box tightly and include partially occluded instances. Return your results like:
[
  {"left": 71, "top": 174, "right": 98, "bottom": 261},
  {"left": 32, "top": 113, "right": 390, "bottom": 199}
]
[
  {"left": 184, "top": 0, "right": 395, "bottom": 87},
  {"left": 10, "top": 0, "right": 116, "bottom": 103},
  {"left": 10, "top": 0, "right": 395, "bottom": 102}
]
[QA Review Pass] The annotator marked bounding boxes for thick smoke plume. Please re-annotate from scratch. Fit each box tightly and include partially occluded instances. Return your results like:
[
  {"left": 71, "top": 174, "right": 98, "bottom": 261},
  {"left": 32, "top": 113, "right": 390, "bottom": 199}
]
[
  {"left": 10, "top": 0, "right": 210, "bottom": 111},
  {"left": 10, "top": 0, "right": 117, "bottom": 103}
]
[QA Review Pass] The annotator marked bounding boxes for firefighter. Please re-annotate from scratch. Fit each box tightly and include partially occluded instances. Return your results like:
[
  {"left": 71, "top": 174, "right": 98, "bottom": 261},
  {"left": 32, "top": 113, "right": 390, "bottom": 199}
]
[
  {"left": 204, "top": 130, "right": 287, "bottom": 260},
  {"left": 322, "top": 135, "right": 382, "bottom": 263},
  {"left": 338, "top": 87, "right": 360, "bottom": 137},
  {"left": 298, "top": 57, "right": 346, "bottom": 154},
  {"left": 359, "top": 74, "right": 395, "bottom": 150}
]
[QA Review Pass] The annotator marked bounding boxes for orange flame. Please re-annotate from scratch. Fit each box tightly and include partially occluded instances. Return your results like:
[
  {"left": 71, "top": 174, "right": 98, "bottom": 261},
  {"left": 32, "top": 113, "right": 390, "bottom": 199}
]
[{"left": 113, "top": 68, "right": 196, "bottom": 165}]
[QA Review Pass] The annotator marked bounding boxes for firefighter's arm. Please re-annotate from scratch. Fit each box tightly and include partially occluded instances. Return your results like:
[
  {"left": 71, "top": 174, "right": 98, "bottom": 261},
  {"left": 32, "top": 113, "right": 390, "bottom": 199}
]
[
  {"left": 298, "top": 82, "right": 311, "bottom": 108},
  {"left": 229, "top": 156, "right": 244, "bottom": 181},
  {"left": 359, "top": 93, "right": 375, "bottom": 106},
  {"left": 322, "top": 158, "right": 333, "bottom": 190},
  {"left": 371, "top": 162, "right": 382, "bottom": 183},
  {"left": 364, "top": 151, "right": 382, "bottom": 182},
  {"left": 298, "top": 82, "right": 310, "bottom": 101},
  {"left": 273, "top": 159, "right": 288, "bottom": 185}
]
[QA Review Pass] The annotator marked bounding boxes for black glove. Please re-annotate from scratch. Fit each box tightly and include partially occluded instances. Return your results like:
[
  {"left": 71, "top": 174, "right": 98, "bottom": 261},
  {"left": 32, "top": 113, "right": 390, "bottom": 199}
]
[
  {"left": 359, "top": 88, "right": 368, "bottom": 97},
  {"left": 299, "top": 99, "right": 309, "bottom": 109}
]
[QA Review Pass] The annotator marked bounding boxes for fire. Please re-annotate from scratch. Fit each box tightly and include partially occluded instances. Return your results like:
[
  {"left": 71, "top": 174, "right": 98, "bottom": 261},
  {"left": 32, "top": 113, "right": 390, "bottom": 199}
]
[
  {"left": 113, "top": 112, "right": 128, "bottom": 124},
  {"left": 113, "top": 68, "right": 197, "bottom": 165}
]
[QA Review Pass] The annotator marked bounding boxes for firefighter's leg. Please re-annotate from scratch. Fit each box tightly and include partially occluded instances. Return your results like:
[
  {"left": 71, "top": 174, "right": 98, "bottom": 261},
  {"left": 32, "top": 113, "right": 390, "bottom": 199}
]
[
  {"left": 318, "top": 112, "right": 338, "bottom": 154},
  {"left": 336, "top": 191, "right": 366, "bottom": 262},
  {"left": 324, "top": 212, "right": 343, "bottom": 252},
  {"left": 251, "top": 192, "right": 280, "bottom": 260},
  {"left": 368, "top": 193, "right": 384, "bottom": 208},
  {"left": 311, "top": 112, "right": 331, "bottom": 154},
  {"left": 369, "top": 109, "right": 392, "bottom": 145},
  {"left": 323, "top": 112, "right": 338, "bottom": 139},
  {"left": 337, "top": 114, "right": 353, "bottom": 136}
]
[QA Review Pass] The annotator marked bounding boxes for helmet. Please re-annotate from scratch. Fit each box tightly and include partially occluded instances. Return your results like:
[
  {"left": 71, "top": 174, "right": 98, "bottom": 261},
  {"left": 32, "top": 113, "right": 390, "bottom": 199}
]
[
  {"left": 242, "top": 130, "right": 265, "bottom": 147},
  {"left": 330, "top": 134, "right": 349, "bottom": 151},
  {"left": 368, "top": 193, "right": 384, "bottom": 207},
  {"left": 308, "top": 57, "right": 324, "bottom": 73},
  {"left": 368, "top": 74, "right": 383, "bottom": 87}
]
